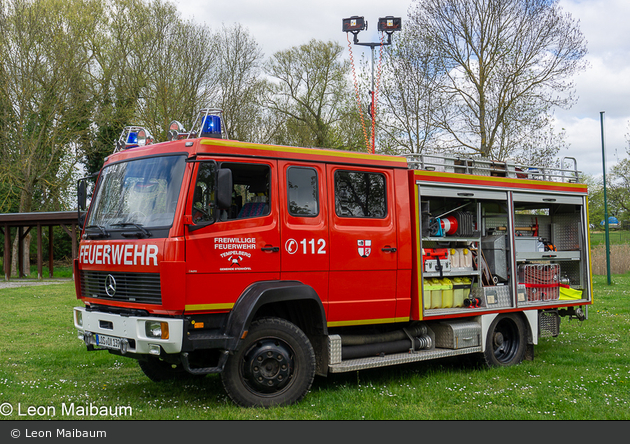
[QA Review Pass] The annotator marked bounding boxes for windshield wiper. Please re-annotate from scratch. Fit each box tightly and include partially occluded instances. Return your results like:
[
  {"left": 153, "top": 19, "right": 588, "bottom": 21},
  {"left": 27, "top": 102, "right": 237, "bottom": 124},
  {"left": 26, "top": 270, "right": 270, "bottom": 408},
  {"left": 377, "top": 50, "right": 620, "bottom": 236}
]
[
  {"left": 111, "top": 222, "right": 152, "bottom": 238},
  {"left": 85, "top": 224, "right": 109, "bottom": 238}
]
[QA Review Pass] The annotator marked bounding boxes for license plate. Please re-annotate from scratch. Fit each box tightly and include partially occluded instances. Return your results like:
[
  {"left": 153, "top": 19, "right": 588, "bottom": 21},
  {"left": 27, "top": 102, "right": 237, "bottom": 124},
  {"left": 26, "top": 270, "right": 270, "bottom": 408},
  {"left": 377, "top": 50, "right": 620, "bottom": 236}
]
[{"left": 95, "top": 334, "right": 121, "bottom": 350}]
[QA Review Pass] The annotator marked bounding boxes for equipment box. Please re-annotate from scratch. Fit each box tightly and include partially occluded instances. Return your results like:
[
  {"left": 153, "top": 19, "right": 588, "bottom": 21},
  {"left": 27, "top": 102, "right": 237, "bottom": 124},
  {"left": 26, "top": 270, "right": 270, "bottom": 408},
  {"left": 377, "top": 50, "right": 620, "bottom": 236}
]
[
  {"left": 480, "top": 285, "right": 512, "bottom": 308},
  {"left": 518, "top": 264, "right": 560, "bottom": 302},
  {"left": 430, "top": 321, "right": 481, "bottom": 349},
  {"left": 422, "top": 248, "right": 451, "bottom": 273},
  {"left": 514, "top": 236, "right": 544, "bottom": 252}
]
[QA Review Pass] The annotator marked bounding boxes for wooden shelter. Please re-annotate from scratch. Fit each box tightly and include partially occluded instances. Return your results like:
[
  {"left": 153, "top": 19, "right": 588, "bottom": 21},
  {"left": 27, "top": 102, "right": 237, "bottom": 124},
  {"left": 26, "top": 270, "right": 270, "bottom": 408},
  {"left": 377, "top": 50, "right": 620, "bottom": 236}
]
[{"left": 0, "top": 211, "right": 78, "bottom": 281}]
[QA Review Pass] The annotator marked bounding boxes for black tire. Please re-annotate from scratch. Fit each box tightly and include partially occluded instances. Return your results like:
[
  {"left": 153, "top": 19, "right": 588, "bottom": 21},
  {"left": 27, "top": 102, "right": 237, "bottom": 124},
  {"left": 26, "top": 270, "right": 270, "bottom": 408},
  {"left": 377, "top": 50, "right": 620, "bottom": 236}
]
[
  {"left": 138, "top": 356, "right": 202, "bottom": 382},
  {"left": 483, "top": 313, "right": 527, "bottom": 367},
  {"left": 221, "top": 317, "right": 316, "bottom": 408}
]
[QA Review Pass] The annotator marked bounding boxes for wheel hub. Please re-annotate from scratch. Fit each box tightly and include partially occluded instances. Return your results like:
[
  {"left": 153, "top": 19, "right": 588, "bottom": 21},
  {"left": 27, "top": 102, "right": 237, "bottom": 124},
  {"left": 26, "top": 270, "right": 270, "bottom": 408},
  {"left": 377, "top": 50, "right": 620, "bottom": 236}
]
[
  {"left": 493, "top": 331, "right": 505, "bottom": 348},
  {"left": 243, "top": 339, "right": 293, "bottom": 393}
]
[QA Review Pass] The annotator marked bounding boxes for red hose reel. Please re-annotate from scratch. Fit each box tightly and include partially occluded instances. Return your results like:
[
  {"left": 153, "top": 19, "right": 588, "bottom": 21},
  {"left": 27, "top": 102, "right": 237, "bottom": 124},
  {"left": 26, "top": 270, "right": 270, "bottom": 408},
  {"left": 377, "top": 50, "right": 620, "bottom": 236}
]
[{"left": 439, "top": 215, "right": 459, "bottom": 236}]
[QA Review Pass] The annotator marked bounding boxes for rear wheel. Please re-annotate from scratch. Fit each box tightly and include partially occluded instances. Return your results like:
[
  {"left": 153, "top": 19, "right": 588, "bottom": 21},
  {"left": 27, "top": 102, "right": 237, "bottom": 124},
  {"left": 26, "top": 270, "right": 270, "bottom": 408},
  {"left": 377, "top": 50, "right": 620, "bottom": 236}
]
[
  {"left": 483, "top": 313, "right": 527, "bottom": 367},
  {"left": 221, "top": 317, "right": 316, "bottom": 408}
]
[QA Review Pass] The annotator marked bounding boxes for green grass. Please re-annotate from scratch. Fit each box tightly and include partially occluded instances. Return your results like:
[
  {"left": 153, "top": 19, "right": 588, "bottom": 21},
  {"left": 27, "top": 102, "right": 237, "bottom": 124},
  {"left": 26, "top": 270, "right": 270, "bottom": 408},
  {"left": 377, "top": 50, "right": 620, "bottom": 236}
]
[
  {"left": 1, "top": 275, "right": 629, "bottom": 420},
  {"left": 25, "top": 265, "right": 73, "bottom": 279},
  {"left": 589, "top": 230, "right": 630, "bottom": 246},
  {"left": 0, "top": 262, "right": 73, "bottom": 280}
]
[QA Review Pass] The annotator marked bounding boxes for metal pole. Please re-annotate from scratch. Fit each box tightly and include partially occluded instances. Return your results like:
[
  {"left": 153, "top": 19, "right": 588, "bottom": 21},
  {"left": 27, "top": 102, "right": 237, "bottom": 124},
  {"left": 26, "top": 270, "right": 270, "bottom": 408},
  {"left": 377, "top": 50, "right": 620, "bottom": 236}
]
[
  {"left": 353, "top": 40, "right": 387, "bottom": 154},
  {"left": 370, "top": 46, "right": 376, "bottom": 154},
  {"left": 370, "top": 46, "right": 375, "bottom": 95},
  {"left": 600, "top": 111, "right": 612, "bottom": 284}
]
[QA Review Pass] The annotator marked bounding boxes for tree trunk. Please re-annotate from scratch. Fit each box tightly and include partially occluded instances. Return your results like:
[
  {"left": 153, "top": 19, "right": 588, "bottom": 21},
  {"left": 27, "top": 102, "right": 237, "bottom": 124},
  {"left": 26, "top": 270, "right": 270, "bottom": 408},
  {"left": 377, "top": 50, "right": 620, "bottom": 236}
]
[
  {"left": 10, "top": 231, "right": 31, "bottom": 278},
  {"left": 10, "top": 182, "right": 34, "bottom": 277},
  {"left": 10, "top": 235, "right": 18, "bottom": 277}
]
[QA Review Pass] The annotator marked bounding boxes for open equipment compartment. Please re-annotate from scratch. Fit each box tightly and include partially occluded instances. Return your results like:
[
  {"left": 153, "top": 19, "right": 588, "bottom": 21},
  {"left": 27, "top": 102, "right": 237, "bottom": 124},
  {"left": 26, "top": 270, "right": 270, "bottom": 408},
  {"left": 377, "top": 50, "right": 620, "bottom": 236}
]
[
  {"left": 417, "top": 181, "right": 591, "bottom": 317},
  {"left": 418, "top": 186, "right": 516, "bottom": 315},
  {"left": 510, "top": 192, "right": 591, "bottom": 308}
]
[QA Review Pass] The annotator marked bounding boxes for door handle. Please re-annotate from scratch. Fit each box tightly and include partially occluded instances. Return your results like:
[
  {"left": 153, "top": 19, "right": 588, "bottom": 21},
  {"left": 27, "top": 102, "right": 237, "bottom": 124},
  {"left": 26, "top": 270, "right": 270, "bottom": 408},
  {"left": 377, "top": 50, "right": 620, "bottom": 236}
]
[
  {"left": 261, "top": 246, "right": 280, "bottom": 253},
  {"left": 381, "top": 247, "right": 397, "bottom": 253}
]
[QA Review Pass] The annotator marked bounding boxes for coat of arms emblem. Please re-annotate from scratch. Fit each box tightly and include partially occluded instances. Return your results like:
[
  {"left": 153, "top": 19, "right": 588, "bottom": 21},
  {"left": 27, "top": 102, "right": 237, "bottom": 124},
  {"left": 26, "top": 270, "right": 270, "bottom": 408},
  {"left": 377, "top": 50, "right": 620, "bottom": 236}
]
[{"left": 358, "top": 240, "right": 372, "bottom": 257}]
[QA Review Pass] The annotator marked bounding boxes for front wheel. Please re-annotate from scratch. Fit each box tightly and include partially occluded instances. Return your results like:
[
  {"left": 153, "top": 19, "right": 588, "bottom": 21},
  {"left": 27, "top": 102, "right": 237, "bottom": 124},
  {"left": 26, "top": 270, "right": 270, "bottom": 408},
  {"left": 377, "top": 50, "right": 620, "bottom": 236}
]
[
  {"left": 221, "top": 317, "right": 316, "bottom": 408},
  {"left": 483, "top": 313, "right": 527, "bottom": 367}
]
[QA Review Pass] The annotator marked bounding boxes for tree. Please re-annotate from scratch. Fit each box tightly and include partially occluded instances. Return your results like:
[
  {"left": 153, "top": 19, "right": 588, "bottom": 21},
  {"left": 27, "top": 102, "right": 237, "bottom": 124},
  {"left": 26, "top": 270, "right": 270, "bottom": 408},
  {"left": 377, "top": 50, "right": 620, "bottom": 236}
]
[
  {"left": 264, "top": 40, "right": 358, "bottom": 149},
  {"left": 0, "top": 0, "right": 93, "bottom": 212},
  {"left": 135, "top": 0, "right": 217, "bottom": 141},
  {"left": 84, "top": 0, "right": 147, "bottom": 176},
  {"left": 606, "top": 159, "right": 630, "bottom": 224},
  {"left": 85, "top": 0, "right": 216, "bottom": 176},
  {"left": 489, "top": 108, "right": 567, "bottom": 166},
  {"left": 582, "top": 174, "right": 604, "bottom": 229},
  {"left": 212, "top": 23, "right": 274, "bottom": 144},
  {"left": 377, "top": 29, "right": 444, "bottom": 154},
  {"left": 583, "top": 161, "right": 630, "bottom": 231},
  {"left": 0, "top": 0, "right": 95, "bottom": 275},
  {"left": 406, "top": 0, "right": 587, "bottom": 160}
]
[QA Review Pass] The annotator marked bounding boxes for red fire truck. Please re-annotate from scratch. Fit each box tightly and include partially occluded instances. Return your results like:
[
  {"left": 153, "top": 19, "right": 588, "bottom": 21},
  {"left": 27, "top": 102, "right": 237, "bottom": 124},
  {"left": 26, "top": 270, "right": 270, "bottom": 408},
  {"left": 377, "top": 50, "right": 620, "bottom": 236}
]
[{"left": 73, "top": 109, "right": 592, "bottom": 407}]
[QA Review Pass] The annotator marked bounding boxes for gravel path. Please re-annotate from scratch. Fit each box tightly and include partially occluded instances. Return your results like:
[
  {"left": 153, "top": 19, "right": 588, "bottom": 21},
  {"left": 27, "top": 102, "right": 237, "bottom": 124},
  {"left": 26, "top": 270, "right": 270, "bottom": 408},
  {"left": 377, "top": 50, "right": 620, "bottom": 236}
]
[{"left": 0, "top": 278, "right": 73, "bottom": 289}]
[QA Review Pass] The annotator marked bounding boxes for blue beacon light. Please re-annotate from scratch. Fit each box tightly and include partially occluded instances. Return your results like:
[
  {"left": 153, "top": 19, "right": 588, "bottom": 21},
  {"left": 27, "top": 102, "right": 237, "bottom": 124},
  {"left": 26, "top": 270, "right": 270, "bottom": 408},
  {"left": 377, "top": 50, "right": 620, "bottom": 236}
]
[
  {"left": 201, "top": 115, "right": 222, "bottom": 138},
  {"left": 126, "top": 131, "right": 138, "bottom": 146}
]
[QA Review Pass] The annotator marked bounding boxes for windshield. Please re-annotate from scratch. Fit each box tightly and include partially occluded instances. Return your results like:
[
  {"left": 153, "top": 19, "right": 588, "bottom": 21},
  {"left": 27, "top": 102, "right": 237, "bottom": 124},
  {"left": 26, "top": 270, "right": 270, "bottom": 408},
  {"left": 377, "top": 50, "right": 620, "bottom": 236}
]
[{"left": 86, "top": 155, "right": 186, "bottom": 233}]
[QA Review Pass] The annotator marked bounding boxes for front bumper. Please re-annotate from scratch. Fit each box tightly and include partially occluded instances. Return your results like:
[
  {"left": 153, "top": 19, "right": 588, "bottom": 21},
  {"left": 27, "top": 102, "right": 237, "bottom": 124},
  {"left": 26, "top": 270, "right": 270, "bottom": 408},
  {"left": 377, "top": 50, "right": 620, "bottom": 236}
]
[{"left": 73, "top": 307, "right": 184, "bottom": 355}]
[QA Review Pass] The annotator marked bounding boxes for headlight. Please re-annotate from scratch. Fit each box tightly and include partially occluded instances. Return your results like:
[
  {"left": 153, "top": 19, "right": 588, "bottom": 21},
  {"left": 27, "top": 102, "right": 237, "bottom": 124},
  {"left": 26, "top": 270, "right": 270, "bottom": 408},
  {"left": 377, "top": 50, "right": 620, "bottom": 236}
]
[
  {"left": 75, "top": 310, "right": 83, "bottom": 328},
  {"left": 145, "top": 321, "right": 169, "bottom": 339}
]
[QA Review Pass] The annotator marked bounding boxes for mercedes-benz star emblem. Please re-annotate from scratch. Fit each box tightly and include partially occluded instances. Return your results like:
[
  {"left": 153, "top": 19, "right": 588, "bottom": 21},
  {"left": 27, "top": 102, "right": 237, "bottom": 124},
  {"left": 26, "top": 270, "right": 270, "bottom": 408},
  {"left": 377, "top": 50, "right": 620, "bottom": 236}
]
[{"left": 105, "top": 274, "right": 117, "bottom": 297}]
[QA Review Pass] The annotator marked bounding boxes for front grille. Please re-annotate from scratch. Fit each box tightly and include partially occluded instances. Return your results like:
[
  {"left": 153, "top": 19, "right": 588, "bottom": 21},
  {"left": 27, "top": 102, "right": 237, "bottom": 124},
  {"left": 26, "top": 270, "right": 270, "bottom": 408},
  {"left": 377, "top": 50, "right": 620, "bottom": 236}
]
[{"left": 80, "top": 271, "right": 162, "bottom": 305}]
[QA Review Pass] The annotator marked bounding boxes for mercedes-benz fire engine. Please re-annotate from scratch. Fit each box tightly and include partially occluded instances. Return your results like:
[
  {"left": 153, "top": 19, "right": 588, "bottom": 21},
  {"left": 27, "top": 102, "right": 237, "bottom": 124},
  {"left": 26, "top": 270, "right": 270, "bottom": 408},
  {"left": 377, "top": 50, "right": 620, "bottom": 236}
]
[{"left": 73, "top": 109, "right": 592, "bottom": 407}]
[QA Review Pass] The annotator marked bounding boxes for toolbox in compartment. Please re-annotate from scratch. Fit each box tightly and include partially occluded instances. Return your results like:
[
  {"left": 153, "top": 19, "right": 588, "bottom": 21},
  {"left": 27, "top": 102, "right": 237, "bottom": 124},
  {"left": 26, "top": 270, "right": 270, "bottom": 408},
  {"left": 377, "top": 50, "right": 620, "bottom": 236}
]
[
  {"left": 422, "top": 248, "right": 450, "bottom": 273},
  {"left": 431, "top": 320, "right": 481, "bottom": 349},
  {"left": 518, "top": 264, "right": 560, "bottom": 302},
  {"left": 514, "top": 236, "right": 545, "bottom": 252},
  {"left": 478, "top": 285, "right": 512, "bottom": 307}
]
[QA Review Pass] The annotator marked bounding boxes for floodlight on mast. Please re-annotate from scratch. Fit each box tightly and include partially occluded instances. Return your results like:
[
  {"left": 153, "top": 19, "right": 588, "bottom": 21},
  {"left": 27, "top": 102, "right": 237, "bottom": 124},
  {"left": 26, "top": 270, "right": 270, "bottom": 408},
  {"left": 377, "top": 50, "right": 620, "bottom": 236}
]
[{"left": 343, "top": 15, "right": 401, "bottom": 154}]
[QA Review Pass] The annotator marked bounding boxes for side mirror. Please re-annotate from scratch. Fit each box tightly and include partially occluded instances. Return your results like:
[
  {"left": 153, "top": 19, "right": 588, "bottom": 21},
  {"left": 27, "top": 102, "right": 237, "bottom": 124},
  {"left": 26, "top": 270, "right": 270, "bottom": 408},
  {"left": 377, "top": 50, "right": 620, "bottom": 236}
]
[
  {"left": 77, "top": 172, "right": 99, "bottom": 228},
  {"left": 77, "top": 179, "right": 87, "bottom": 228},
  {"left": 216, "top": 169, "right": 233, "bottom": 210},
  {"left": 78, "top": 179, "right": 87, "bottom": 212}
]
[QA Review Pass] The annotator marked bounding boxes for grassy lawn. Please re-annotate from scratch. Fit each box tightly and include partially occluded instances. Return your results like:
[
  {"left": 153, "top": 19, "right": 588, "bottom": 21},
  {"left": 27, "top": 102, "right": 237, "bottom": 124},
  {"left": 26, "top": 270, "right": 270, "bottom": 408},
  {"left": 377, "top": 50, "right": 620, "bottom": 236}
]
[
  {"left": 589, "top": 230, "right": 630, "bottom": 246},
  {"left": 0, "top": 262, "right": 74, "bottom": 280},
  {"left": 0, "top": 274, "right": 629, "bottom": 420}
]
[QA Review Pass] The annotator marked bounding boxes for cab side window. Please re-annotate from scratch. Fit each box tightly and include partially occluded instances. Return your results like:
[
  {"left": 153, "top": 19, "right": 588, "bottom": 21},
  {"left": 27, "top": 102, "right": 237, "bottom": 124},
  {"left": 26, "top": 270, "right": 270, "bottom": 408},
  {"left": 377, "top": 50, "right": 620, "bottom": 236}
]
[
  {"left": 221, "top": 162, "right": 271, "bottom": 220},
  {"left": 334, "top": 170, "right": 386, "bottom": 218},
  {"left": 192, "top": 162, "right": 271, "bottom": 225},
  {"left": 287, "top": 167, "right": 319, "bottom": 217}
]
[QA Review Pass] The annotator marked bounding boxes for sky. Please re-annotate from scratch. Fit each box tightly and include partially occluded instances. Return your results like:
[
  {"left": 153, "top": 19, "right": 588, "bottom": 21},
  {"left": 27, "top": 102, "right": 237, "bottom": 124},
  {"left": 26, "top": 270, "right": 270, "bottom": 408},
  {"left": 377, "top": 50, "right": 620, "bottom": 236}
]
[{"left": 174, "top": 0, "right": 630, "bottom": 178}]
